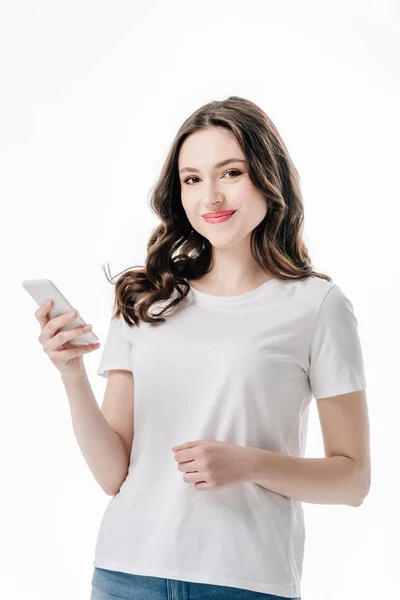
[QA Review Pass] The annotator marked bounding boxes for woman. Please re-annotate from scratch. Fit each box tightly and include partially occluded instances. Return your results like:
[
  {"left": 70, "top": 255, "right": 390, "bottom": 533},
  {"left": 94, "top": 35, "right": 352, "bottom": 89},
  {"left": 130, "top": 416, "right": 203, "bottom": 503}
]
[{"left": 87, "top": 96, "right": 367, "bottom": 599}]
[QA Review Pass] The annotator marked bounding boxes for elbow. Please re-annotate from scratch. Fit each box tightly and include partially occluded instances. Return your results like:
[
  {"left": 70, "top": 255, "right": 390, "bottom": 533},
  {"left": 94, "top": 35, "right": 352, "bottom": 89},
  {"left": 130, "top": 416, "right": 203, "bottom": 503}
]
[
  {"left": 104, "top": 481, "right": 123, "bottom": 496},
  {"left": 104, "top": 473, "right": 128, "bottom": 496},
  {"left": 351, "top": 499, "right": 363, "bottom": 507},
  {"left": 351, "top": 482, "right": 371, "bottom": 507},
  {"left": 350, "top": 462, "right": 371, "bottom": 507}
]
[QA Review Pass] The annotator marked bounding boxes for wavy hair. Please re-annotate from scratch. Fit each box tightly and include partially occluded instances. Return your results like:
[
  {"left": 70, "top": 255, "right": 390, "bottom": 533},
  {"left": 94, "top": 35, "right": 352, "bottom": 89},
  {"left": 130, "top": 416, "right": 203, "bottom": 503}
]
[{"left": 102, "top": 95, "right": 331, "bottom": 327}]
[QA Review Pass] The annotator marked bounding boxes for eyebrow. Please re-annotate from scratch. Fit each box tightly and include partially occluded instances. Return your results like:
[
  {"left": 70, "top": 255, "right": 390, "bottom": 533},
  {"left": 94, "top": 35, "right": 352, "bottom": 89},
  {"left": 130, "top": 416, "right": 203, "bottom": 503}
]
[{"left": 179, "top": 158, "right": 247, "bottom": 174}]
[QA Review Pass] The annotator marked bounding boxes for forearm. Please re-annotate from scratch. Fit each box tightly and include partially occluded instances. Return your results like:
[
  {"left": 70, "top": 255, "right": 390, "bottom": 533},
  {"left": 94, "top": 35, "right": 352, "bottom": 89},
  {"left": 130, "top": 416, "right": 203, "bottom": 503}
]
[
  {"left": 247, "top": 447, "right": 365, "bottom": 506},
  {"left": 61, "top": 370, "right": 129, "bottom": 495}
]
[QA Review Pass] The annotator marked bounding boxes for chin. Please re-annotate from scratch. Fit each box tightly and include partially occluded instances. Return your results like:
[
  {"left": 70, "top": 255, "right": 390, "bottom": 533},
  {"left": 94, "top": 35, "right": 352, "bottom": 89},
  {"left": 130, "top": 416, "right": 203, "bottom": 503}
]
[{"left": 207, "top": 238, "right": 240, "bottom": 249}]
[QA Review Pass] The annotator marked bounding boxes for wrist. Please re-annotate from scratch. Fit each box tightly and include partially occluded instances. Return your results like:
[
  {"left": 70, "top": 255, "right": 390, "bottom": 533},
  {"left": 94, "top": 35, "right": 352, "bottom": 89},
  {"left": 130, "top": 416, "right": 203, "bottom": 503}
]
[{"left": 60, "top": 369, "right": 87, "bottom": 385}]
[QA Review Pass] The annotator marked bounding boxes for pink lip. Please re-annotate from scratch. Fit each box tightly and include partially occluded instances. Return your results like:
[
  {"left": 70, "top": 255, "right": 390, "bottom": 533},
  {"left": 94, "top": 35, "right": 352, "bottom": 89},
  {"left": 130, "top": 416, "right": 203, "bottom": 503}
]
[{"left": 202, "top": 211, "right": 236, "bottom": 224}]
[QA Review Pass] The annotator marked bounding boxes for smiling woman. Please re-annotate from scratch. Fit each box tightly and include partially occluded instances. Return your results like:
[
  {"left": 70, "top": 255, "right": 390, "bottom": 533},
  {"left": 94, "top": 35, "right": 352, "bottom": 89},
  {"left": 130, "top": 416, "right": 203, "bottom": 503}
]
[
  {"left": 177, "top": 124, "right": 277, "bottom": 281},
  {"left": 90, "top": 96, "right": 368, "bottom": 600},
  {"left": 101, "top": 95, "right": 329, "bottom": 322}
]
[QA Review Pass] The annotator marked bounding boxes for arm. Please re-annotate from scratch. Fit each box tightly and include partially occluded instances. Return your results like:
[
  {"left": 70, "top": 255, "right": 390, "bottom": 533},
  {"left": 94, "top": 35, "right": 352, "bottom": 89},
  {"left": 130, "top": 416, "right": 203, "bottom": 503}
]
[
  {"left": 61, "top": 370, "right": 129, "bottom": 495},
  {"left": 247, "top": 389, "right": 370, "bottom": 507},
  {"left": 248, "top": 448, "right": 366, "bottom": 506}
]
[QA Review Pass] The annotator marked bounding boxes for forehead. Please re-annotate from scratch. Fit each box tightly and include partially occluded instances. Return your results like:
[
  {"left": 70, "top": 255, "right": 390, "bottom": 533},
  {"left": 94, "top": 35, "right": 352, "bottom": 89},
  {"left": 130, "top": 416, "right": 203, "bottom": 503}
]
[{"left": 178, "top": 128, "right": 244, "bottom": 168}]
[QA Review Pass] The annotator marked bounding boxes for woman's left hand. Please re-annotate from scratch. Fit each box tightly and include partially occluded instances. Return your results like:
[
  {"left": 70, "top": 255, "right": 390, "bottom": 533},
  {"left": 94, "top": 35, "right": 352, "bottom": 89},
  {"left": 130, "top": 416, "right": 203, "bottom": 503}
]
[{"left": 172, "top": 439, "right": 254, "bottom": 491}]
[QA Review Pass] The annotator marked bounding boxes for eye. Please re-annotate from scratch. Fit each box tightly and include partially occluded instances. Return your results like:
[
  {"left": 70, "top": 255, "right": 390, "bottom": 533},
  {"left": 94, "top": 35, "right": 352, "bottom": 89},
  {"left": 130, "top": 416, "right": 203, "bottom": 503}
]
[{"left": 183, "top": 170, "right": 242, "bottom": 185}]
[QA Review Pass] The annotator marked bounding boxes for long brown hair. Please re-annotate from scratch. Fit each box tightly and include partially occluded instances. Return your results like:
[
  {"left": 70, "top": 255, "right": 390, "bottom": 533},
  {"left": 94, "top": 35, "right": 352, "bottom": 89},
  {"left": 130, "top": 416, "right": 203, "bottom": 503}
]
[{"left": 102, "top": 96, "right": 331, "bottom": 327}]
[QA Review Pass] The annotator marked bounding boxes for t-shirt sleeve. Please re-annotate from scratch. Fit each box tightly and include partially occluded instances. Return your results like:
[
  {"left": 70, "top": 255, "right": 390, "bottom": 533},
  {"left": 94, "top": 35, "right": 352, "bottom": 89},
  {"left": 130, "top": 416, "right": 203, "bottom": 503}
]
[
  {"left": 97, "top": 315, "right": 134, "bottom": 379},
  {"left": 307, "top": 284, "right": 367, "bottom": 400}
]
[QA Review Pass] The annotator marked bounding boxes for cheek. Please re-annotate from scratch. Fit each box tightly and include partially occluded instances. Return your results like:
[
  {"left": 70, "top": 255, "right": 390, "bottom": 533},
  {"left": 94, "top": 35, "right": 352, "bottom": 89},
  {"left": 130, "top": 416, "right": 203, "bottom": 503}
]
[
  {"left": 180, "top": 198, "right": 192, "bottom": 217},
  {"left": 181, "top": 203, "right": 195, "bottom": 223},
  {"left": 254, "top": 198, "right": 268, "bottom": 224},
  {"left": 181, "top": 193, "right": 193, "bottom": 210},
  {"left": 239, "top": 195, "right": 267, "bottom": 227}
]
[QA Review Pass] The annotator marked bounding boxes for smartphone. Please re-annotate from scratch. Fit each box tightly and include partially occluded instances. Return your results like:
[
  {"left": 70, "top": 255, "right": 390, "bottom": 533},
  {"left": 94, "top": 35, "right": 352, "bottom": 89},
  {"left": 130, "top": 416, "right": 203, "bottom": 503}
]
[{"left": 22, "top": 278, "right": 98, "bottom": 346}]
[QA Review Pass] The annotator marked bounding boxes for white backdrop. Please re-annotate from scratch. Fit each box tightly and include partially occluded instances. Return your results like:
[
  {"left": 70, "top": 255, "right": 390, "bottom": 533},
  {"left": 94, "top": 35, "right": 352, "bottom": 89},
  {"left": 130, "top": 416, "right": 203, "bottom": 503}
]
[{"left": 2, "top": 1, "right": 399, "bottom": 598}]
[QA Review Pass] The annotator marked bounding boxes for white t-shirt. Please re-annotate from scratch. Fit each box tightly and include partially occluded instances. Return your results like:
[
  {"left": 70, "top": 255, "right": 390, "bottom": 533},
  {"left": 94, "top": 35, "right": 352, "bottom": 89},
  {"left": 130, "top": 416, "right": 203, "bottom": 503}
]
[{"left": 93, "top": 275, "right": 367, "bottom": 598}]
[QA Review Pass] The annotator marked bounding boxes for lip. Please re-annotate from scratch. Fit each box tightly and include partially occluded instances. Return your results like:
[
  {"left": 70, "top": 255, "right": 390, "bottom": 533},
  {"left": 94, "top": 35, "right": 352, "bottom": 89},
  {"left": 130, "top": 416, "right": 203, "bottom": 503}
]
[
  {"left": 202, "top": 211, "right": 236, "bottom": 224},
  {"left": 202, "top": 210, "right": 236, "bottom": 218}
]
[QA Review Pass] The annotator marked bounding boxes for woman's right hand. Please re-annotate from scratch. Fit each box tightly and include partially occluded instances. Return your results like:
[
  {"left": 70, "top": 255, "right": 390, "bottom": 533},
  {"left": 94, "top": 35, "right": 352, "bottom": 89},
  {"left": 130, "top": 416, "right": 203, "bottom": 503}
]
[{"left": 35, "top": 300, "right": 100, "bottom": 377}]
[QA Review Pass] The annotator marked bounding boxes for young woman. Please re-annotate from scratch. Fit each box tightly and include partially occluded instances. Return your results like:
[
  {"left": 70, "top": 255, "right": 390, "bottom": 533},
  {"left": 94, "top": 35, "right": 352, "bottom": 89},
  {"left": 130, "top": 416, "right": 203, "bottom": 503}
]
[{"left": 40, "top": 96, "right": 369, "bottom": 599}]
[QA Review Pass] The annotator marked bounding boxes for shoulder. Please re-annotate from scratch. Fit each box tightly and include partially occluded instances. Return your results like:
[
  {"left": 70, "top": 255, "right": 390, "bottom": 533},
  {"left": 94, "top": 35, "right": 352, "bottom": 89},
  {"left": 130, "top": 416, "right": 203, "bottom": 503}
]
[
  {"left": 300, "top": 274, "right": 336, "bottom": 297},
  {"left": 279, "top": 275, "right": 337, "bottom": 307},
  {"left": 277, "top": 276, "right": 350, "bottom": 331},
  {"left": 302, "top": 276, "right": 353, "bottom": 319}
]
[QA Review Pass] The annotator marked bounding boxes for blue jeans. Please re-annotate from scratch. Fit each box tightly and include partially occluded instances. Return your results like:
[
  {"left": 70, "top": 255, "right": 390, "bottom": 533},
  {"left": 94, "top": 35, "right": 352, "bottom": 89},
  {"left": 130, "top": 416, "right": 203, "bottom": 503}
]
[{"left": 90, "top": 567, "right": 301, "bottom": 599}]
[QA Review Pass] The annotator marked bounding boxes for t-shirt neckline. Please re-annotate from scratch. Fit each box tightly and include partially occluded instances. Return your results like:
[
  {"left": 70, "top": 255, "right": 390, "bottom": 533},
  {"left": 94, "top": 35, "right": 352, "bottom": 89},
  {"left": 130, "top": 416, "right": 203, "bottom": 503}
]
[{"left": 187, "top": 277, "right": 280, "bottom": 305}]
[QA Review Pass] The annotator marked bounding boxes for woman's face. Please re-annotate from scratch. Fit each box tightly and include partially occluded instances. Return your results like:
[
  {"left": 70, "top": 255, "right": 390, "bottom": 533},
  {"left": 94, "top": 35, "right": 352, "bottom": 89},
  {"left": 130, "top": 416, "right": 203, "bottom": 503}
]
[{"left": 178, "top": 127, "right": 267, "bottom": 249}]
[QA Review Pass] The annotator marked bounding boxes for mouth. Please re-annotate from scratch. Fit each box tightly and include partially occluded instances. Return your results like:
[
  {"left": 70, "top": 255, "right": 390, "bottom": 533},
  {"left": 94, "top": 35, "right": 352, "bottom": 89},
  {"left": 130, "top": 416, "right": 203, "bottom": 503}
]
[{"left": 202, "top": 210, "right": 237, "bottom": 224}]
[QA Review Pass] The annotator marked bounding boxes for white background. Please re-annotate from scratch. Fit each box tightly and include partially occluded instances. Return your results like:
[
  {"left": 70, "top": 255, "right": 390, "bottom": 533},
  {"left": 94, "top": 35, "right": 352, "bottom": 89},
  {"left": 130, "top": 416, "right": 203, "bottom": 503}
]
[{"left": 2, "top": 1, "right": 399, "bottom": 598}]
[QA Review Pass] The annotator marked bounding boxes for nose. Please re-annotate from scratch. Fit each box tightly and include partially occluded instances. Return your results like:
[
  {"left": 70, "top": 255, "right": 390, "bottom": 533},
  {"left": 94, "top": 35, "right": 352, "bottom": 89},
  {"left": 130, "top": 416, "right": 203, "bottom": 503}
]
[
  {"left": 204, "top": 192, "right": 225, "bottom": 208},
  {"left": 198, "top": 178, "right": 224, "bottom": 202}
]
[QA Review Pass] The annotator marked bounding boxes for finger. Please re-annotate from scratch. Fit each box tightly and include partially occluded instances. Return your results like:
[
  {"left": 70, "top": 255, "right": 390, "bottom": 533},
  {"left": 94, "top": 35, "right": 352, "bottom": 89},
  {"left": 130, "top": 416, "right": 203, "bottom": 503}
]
[
  {"left": 35, "top": 300, "right": 53, "bottom": 327},
  {"left": 49, "top": 341, "right": 100, "bottom": 360},
  {"left": 45, "top": 323, "right": 92, "bottom": 352},
  {"left": 64, "top": 342, "right": 100, "bottom": 355},
  {"left": 41, "top": 310, "right": 80, "bottom": 347}
]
